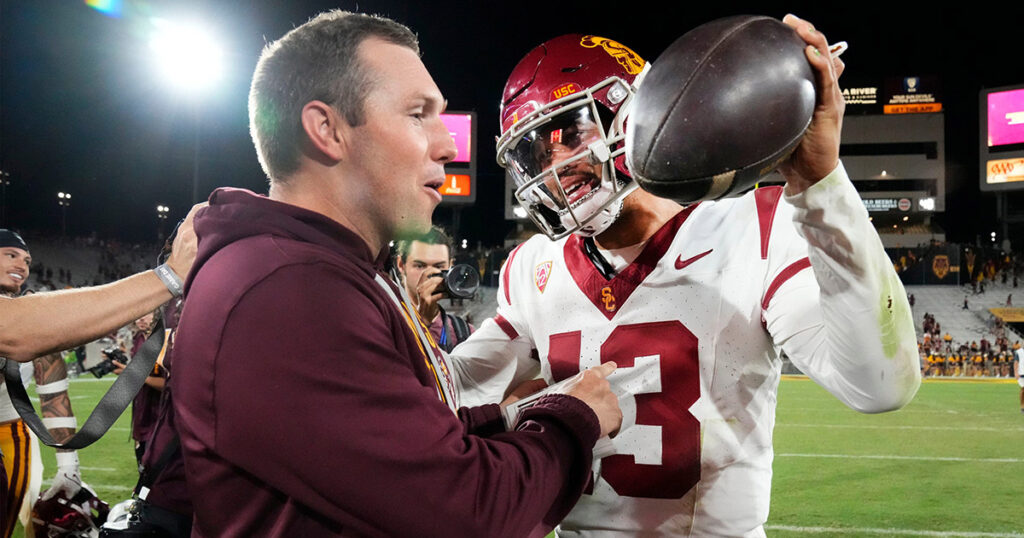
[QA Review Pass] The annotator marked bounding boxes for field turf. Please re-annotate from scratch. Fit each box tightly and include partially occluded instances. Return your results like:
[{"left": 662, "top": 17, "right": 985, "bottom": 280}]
[{"left": 15, "top": 375, "right": 1024, "bottom": 537}]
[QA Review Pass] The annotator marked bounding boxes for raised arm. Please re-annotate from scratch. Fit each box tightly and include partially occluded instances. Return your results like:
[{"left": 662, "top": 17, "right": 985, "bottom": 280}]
[{"left": 0, "top": 203, "right": 202, "bottom": 362}]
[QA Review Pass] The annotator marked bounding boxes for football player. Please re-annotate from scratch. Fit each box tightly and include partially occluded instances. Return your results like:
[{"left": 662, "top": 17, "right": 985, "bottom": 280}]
[{"left": 452, "top": 14, "right": 921, "bottom": 537}]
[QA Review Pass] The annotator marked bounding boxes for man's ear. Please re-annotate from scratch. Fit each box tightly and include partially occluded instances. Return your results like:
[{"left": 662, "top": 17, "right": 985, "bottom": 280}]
[
  {"left": 300, "top": 100, "right": 347, "bottom": 162},
  {"left": 395, "top": 256, "right": 406, "bottom": 276}
]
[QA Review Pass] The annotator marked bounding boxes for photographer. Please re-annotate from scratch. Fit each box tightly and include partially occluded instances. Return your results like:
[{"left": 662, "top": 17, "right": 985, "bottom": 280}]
[{"left": 395, "top": 226, "right": 475, "bottom": 352}]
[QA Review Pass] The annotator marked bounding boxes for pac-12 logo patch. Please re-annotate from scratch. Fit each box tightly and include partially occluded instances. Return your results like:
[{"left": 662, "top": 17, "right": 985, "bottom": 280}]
[{"left": 535, "top": 261, "right": 553, "bottom": 293}]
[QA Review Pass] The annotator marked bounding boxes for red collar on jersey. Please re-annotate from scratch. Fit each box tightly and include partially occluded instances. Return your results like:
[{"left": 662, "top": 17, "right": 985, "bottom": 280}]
[{"left": 564, "top": 204, "right": 698, "bottom": 320}]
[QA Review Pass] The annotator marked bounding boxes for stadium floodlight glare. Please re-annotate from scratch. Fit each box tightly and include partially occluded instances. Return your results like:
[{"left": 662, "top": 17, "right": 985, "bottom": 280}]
[
  {"left": 58, "top": 192, "right": 72, "bottom": 236},
  {"left": 149, "top": 19, "right": 223, "bottom": 92}
]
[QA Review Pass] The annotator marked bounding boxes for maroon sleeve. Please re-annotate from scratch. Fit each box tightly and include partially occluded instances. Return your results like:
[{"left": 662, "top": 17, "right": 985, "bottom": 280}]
[{"left": 208, "top": 264, "right": 597, "bottom": 537}]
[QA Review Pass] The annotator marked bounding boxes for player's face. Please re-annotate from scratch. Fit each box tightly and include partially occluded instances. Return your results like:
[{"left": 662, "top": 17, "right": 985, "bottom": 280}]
[
  {"left": 0, "top": 247, "right": 30, "bottom": 296},
  {"left": 344, "top": 38, "right": 457, "bottom": 241},
  {"left": 399, "top": 241, "right": 451, "bottom": 298},
  {"left": 508, "top": 106, "right": 606, "bottom": 212}
]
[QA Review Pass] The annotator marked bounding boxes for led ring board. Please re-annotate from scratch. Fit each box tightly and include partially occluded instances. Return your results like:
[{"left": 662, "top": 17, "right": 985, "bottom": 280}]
[
  {"left": 439, "top": 111, "right": 477, "bottom": 205},
  {"left": 980, "top": 84, "right": 1024, "bottom": 191}
]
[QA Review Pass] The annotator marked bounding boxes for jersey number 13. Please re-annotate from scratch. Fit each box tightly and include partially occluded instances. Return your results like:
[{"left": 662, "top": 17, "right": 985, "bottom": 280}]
[{"left": 549, "top": 321, "right": 701, "bottom": 499}]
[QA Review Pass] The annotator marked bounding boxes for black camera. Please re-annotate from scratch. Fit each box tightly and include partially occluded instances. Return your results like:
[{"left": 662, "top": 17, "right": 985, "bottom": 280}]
[
  {"left": 436, "top": 264, "right": 480, "bottom": 299},
  {"left": 89, "top": 347, "right": 128, "bottom": 378}
]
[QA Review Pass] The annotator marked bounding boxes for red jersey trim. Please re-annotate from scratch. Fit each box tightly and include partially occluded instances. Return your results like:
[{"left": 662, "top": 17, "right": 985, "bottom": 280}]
[
  {"left": 754, "top": 186, "right": 784, "bottom": 260},
  {"left": 564, "top": 204, "right": 699, "bottom": 320},
  {"left": 761, "top": 257, "right": 811, "bottom": 312},
  {"left": 501, "top": 244, "right": 525, "bottom": 306},
  {"left": 493, "top": 314, "right": 519, "bottom": 340}
]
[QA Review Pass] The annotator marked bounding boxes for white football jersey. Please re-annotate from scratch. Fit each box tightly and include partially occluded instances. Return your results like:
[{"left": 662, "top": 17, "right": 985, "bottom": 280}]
[{"left": 453, "top": 164, "right": 920, "bottom": 537}]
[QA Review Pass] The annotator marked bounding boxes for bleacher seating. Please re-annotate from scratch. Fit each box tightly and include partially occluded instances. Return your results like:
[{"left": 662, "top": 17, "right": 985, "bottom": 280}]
[{"left": 906, "top": 280, "right": 1023, "bottom": 348}]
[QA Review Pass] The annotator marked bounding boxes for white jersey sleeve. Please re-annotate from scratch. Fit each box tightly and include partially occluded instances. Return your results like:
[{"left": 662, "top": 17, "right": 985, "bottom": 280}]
[
  {"left": 764, "top": 162, "right": 921, "bottom": 412},
  {"left": 451, "top": 244, "right": 541, "bottom": 408}
]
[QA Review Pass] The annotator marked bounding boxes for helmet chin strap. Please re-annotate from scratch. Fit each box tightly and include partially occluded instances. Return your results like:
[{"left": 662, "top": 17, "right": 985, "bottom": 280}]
[{"left": 570, "top": 196, "right": 624, "bottom": 238}]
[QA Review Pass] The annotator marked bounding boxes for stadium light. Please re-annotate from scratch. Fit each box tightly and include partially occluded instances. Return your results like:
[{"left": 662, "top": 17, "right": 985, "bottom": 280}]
[
  {"left": 156, "top": 204, "right": 170, "bottom": 240},
  {"left": 148, "top": 18, "right": 224, "bottom": 203},
  {"left": 149, "top": 19, "right": 223, "bottom": 92},
  {"left": 148, "top": 18, "right": 224, "bottom": 202},
  {"left": 57, "top": 192, "right": 72, "bottom": 237}
]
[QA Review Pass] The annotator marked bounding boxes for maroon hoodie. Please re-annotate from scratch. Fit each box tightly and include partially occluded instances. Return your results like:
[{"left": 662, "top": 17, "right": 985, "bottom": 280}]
[{"left": 172, "top": 188, "right": 598, "bottom": 537}]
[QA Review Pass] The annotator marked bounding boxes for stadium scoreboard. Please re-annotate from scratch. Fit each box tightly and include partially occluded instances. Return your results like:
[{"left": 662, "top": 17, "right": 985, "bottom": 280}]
[
  {"left": 979, "top": 83, "right": 1024, "bottom": 192},
  {"left": 440, "top": 111, "right": 477, "bottom": 205}
]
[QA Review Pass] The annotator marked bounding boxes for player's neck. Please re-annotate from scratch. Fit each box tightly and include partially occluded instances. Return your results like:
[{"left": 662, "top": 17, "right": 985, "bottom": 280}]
[{"left": 594, "top": 190, "right": 682, "bottom": 250}]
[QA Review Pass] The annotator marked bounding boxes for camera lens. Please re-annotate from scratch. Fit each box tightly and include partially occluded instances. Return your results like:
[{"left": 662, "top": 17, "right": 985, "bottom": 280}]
[{"left": 442, "top": 264, "right": 480, "bottom": 299}]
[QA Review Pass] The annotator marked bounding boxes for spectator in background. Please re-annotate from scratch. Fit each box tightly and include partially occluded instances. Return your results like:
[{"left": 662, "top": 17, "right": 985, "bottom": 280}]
[
  {"left": 1015, "top": 348, "right": 1024, "bottom": 413},
  {"left": 395, "top": 226, "right": 475, "bottom": 352}
]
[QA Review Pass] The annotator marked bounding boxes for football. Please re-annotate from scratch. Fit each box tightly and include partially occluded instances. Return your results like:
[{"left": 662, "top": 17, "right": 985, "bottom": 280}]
[{"left": 626, "top": 15, "right": 817, "bottom": 203}]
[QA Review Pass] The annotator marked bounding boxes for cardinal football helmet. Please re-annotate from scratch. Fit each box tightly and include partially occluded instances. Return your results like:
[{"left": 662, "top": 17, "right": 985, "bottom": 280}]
[
  {"left": 497, "top": 34, "right": 650, "bottom": 239},
  {"left": 31, "top": 486, "right": 109, "bottom": 538}
]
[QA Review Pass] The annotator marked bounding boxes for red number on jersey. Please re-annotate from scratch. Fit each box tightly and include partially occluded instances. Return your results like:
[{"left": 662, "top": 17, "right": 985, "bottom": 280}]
[{"left": 549, "top": 321, "right": 700, "bottom": 499}]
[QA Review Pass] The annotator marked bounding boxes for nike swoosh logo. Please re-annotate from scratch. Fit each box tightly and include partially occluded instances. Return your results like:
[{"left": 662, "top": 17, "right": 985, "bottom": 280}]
[{"left": 675, "top": 249, "right": 713, "bottom": 270}]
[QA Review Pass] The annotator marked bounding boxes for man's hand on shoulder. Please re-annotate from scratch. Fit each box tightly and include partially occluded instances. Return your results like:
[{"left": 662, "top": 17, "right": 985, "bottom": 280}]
[{"left": 165, "top": 202, "right": 206, "bottom": 279}]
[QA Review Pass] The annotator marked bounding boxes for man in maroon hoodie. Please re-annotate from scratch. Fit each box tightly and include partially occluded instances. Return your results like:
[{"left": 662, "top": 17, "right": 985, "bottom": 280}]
[{"left": 172, "top": 10, "right": 622, "bottom": 537}]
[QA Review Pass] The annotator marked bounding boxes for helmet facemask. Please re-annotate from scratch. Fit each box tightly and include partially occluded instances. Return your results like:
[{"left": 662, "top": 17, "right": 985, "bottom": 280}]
[{"left": 498, "top": 75, "right": 641, "bottom": 240}]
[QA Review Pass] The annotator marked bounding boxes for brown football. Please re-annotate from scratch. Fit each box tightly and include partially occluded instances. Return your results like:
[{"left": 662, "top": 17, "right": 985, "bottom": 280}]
[{"left": 626, "top": 15, "right": 816, "bottom": 203}]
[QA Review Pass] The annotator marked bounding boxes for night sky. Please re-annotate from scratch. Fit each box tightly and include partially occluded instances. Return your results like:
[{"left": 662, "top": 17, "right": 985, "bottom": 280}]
[{"left": 0, "top": 1, "right": 1019, "bottom": 245}]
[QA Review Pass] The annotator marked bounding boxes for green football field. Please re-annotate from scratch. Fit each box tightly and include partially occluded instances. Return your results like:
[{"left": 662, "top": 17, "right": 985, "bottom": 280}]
[{"left": 15, "top": 376, "right": 1024, "bottom": 537}]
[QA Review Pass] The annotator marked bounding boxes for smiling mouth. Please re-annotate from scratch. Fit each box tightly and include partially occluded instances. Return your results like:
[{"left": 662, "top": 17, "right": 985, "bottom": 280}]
[
  {"left": 561, "top": 173, "right": 602, "bottom": 206},
  {"left": 7, "top": 273, "right": 23, "bottom": 282}
]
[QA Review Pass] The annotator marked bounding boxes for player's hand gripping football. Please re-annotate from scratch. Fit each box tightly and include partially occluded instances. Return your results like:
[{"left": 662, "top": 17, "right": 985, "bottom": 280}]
[
  {"left": 778, "top": 14, "right": 847, "bottom": 193},
  {"left": 554, "top": 362, "right": 622, "bottom": 438}
]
